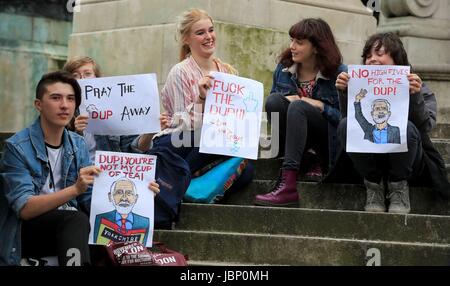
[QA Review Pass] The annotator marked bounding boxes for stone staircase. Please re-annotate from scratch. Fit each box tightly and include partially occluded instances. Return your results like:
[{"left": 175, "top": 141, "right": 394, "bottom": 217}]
[
  {"left": 153, "top": 124, "right": 450, "bottom": 266},
  {"left": 0, "top": 125, "right": 449, "bottom": 266}
]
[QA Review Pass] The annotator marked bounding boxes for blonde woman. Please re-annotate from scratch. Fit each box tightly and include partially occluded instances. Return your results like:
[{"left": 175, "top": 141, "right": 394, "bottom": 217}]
[{"left": 137, "top": 8, "right": 253, "bottom": 189}]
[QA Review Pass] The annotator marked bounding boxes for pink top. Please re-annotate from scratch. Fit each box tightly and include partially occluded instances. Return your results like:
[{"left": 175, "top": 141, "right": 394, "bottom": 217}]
[{"left": 154, "top": 55, "right": 237, "bottom": 139}]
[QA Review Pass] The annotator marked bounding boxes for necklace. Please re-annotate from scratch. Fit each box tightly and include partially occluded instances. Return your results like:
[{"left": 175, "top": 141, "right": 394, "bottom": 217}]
[{"left": 46, "top": 145, "right": 63, "bottom": 191}]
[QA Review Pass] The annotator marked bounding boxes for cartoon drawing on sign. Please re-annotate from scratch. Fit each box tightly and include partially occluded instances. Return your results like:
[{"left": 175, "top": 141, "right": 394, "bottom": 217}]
[
  {"left": 93, "top": 178, "right": 150, "bottom": 245},
  {"left": 354, "top": 88, "right": 400, "bottom": 144},
  {"left": 85, "top": 104, "right": 98, "bottom": 114},
  {"left": 243, "top": 92, "right": 258, "bottom": 112}
]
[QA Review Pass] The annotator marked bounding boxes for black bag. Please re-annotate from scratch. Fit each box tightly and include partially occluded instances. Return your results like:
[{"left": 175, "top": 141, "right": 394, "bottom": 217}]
[{"left": 147, "top": 146, "right": 191, "bottom": 229}]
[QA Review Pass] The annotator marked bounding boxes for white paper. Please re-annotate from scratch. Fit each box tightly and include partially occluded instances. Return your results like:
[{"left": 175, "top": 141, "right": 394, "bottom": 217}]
[
  {"left": 89, "top": 151, "right": 156, "bottom": 247},
  {"left": 199, "top": 72, "right": 264, "bottom": 160},
  {"left": 78, "top": 74, "right": 161, "bottom": 135},
  {"left": 347, "top": 65, "right": 410, "bottom": 153}
]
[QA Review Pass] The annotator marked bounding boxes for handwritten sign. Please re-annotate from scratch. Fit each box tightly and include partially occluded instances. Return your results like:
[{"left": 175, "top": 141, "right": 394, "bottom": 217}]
[
  {"left": 199, "top": 72, "right": 264, "bottom": 160},
  {"left": 347, "top": 65, "right": 410, "bottom": 153},
  {"left": 78, "top": 74, "right": 161, "bottom": 135},
  {"left": 89, "top": 151, "right": 157, "bottom": 247}
]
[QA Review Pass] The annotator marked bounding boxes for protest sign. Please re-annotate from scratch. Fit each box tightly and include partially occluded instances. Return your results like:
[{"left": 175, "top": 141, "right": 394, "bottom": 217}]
[
  {"left": 78, "top": 74, "right": 160, "bottom": 135},
  {"left": 199, "top": 72, "right": 264, "bottom": 160},
  {"left": 347, "top": 65, "right": 410, "bottom": 153},
  {"left": 89, "top": 151, "right": 157, "bottom": 247}
]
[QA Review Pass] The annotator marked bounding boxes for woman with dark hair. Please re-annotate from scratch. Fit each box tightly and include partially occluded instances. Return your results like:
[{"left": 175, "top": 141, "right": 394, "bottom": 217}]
[
  {"left": 336, "top": 32, "right": 450, "bottom": 214},
  {"left": 254, "top": 18, "right": 346, "bottom": 207}
]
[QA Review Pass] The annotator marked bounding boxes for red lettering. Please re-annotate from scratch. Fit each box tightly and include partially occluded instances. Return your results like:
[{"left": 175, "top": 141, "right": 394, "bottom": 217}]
[
  {"left": 213, "top": 80, "right": 222, "bottom": 90},
  {"left": 351, "top": 69, "right": 369, "bottom": 78},
  {"left": 99, "top": 154, "right": 107, "bottom": 164},
  {"left": 373, "top": 86, "right": 396, "bottom": 96}
]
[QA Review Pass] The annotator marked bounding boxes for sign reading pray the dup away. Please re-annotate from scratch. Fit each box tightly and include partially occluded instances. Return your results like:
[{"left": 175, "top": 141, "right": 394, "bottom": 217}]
[{"left": 78, "top": 74, "right": 161, "bottom": 136}]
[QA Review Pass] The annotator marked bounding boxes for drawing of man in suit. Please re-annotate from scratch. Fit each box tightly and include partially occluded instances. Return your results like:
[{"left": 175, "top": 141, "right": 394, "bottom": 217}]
[
  {"left": 94, "top": 178, "right": 149, "bottom": 245},
  {"left": 354, "top": 88, "right": 400, "bottom": 144}
]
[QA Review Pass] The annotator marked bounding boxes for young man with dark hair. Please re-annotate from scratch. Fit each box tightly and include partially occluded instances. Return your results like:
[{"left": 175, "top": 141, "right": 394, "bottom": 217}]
[{"left": 0, "top": 71, "right": 101, "bottom": 265}]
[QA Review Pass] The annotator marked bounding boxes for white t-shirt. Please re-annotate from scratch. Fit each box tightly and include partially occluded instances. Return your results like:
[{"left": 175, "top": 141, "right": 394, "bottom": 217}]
[{"left": 41, "top": 144, "right": 77, "bottom": 211}]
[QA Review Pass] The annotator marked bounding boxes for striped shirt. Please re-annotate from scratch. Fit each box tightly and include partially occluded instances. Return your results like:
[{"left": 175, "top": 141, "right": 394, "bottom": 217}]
[{"left": 154, "top": 55, "right": 237, "bottom": 139}]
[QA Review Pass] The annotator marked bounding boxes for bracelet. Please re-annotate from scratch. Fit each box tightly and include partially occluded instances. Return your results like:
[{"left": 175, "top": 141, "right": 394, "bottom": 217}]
[{"left": 199, "top": 96, "right": 206, "bottom": 101}]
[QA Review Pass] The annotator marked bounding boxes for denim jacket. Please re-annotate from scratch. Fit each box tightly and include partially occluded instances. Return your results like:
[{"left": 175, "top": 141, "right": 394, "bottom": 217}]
[
  {"left": 271, "top": 63, "right": 346, "bottom": 127},
  {"left": 0, "top": 118, "right": 92, "bottom": 265},
  {"left": 270, "top": 63, "right": 347, "bottom": 168}
]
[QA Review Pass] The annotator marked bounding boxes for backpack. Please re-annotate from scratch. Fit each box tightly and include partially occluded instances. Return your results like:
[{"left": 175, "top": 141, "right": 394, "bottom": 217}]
[
  {"left": 146, "top": 146, "right": 191, "bottom": 229},
  {"left": 184, "top": 157, "right": 248, "bottom": 203}
]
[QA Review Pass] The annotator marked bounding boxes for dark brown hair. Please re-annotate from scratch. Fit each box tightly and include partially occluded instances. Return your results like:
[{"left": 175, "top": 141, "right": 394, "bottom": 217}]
[
  {"left": 362, "top": 32, "right": 410, "bottom": 66},
  {"left": 278, "top": 18, "right": 342, "bottom": 78},
  {"left": 35, "top": 71, "right": 82, "bottom": 109}
]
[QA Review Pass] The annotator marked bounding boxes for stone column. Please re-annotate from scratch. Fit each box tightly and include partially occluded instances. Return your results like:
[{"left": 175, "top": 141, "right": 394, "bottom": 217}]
[{"left": 379, "top": 0, "right": 450, "bottom": 123}]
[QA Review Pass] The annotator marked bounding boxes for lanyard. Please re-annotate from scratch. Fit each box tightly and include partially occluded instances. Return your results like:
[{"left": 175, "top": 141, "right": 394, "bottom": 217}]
[{"left": 45, "top": 146, "right": 62, "bottom": 191}]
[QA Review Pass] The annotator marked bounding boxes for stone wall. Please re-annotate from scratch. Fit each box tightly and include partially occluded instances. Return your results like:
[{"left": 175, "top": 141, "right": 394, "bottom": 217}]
[
  {"left": 379, "top": 0, "right": 450, "bottom": 123},
  {"left": 0, "top": 0, "right": 72, "bottom": 132},
  {"left": 69, "top": 0, "right": 377, "bottom": 96},
  {"left": 2, "top": 1, "right": 449, "bottom": 131}
]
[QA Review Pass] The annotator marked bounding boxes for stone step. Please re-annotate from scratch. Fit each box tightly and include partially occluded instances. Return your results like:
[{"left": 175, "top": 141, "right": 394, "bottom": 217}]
[
  {"left": 220, "top": 180, "right": 450, "bottom": 216},
  {"left": 431, "top": 123, "right": 450, "bottom": 139},
  {"left": 176, "top": 203, "right": 450, "bottom": 245},
  {"left": 257, "top": 138, "right": 450, "bottom": 163},
  {"left": 433, "top": 139, "right": 450, "bottom": 164},
  {"left": 154, "top": 230, "right": 450, "bottom": 266},
  {"left": 187, "top": 260, "right": 273, "bottom": 266},
  {"left": 252, "top": 159, "right": 450, "bottom": 182}
]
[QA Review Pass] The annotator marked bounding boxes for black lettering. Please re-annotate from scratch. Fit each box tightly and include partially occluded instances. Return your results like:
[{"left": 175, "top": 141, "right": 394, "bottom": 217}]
[{"left": 84, "top": 85, "right": 93, "bottom": 100}]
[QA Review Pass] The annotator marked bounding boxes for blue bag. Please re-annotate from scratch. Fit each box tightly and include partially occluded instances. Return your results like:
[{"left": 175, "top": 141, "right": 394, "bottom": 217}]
[
  {"left": 146, "top": 146, "right": 191, "bottom": 229},
  {"left": 184, "top": 157, "right": 248, "bottom": 203}
]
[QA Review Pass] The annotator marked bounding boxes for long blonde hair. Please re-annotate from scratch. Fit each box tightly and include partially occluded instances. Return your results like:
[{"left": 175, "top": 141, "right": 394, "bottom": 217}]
[{"left": 176, "top": 8, "right": 214, "bottom": 61}]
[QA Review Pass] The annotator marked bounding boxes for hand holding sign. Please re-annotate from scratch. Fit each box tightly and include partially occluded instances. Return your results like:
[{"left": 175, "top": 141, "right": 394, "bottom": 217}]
[
  {"left": 198, "top": 75, "right": 215, "bottom": 101},
  {"left": 160, "top": 112, "right": 172, "bottom": 130},
  {"left": 148, "top": 181, "right": 160, "bottom": 194},
  {"left": 74, "top": 114, "right": 89, "bottom": 133},
  {"left": 75, "top": 165, "right": 101, "bottom": 195},
  {"left": 407, "top": 74, "right": 422, "bottom": 94},
  {"left": 335, "top": 72, "right": 350, "bottom": 91}
]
